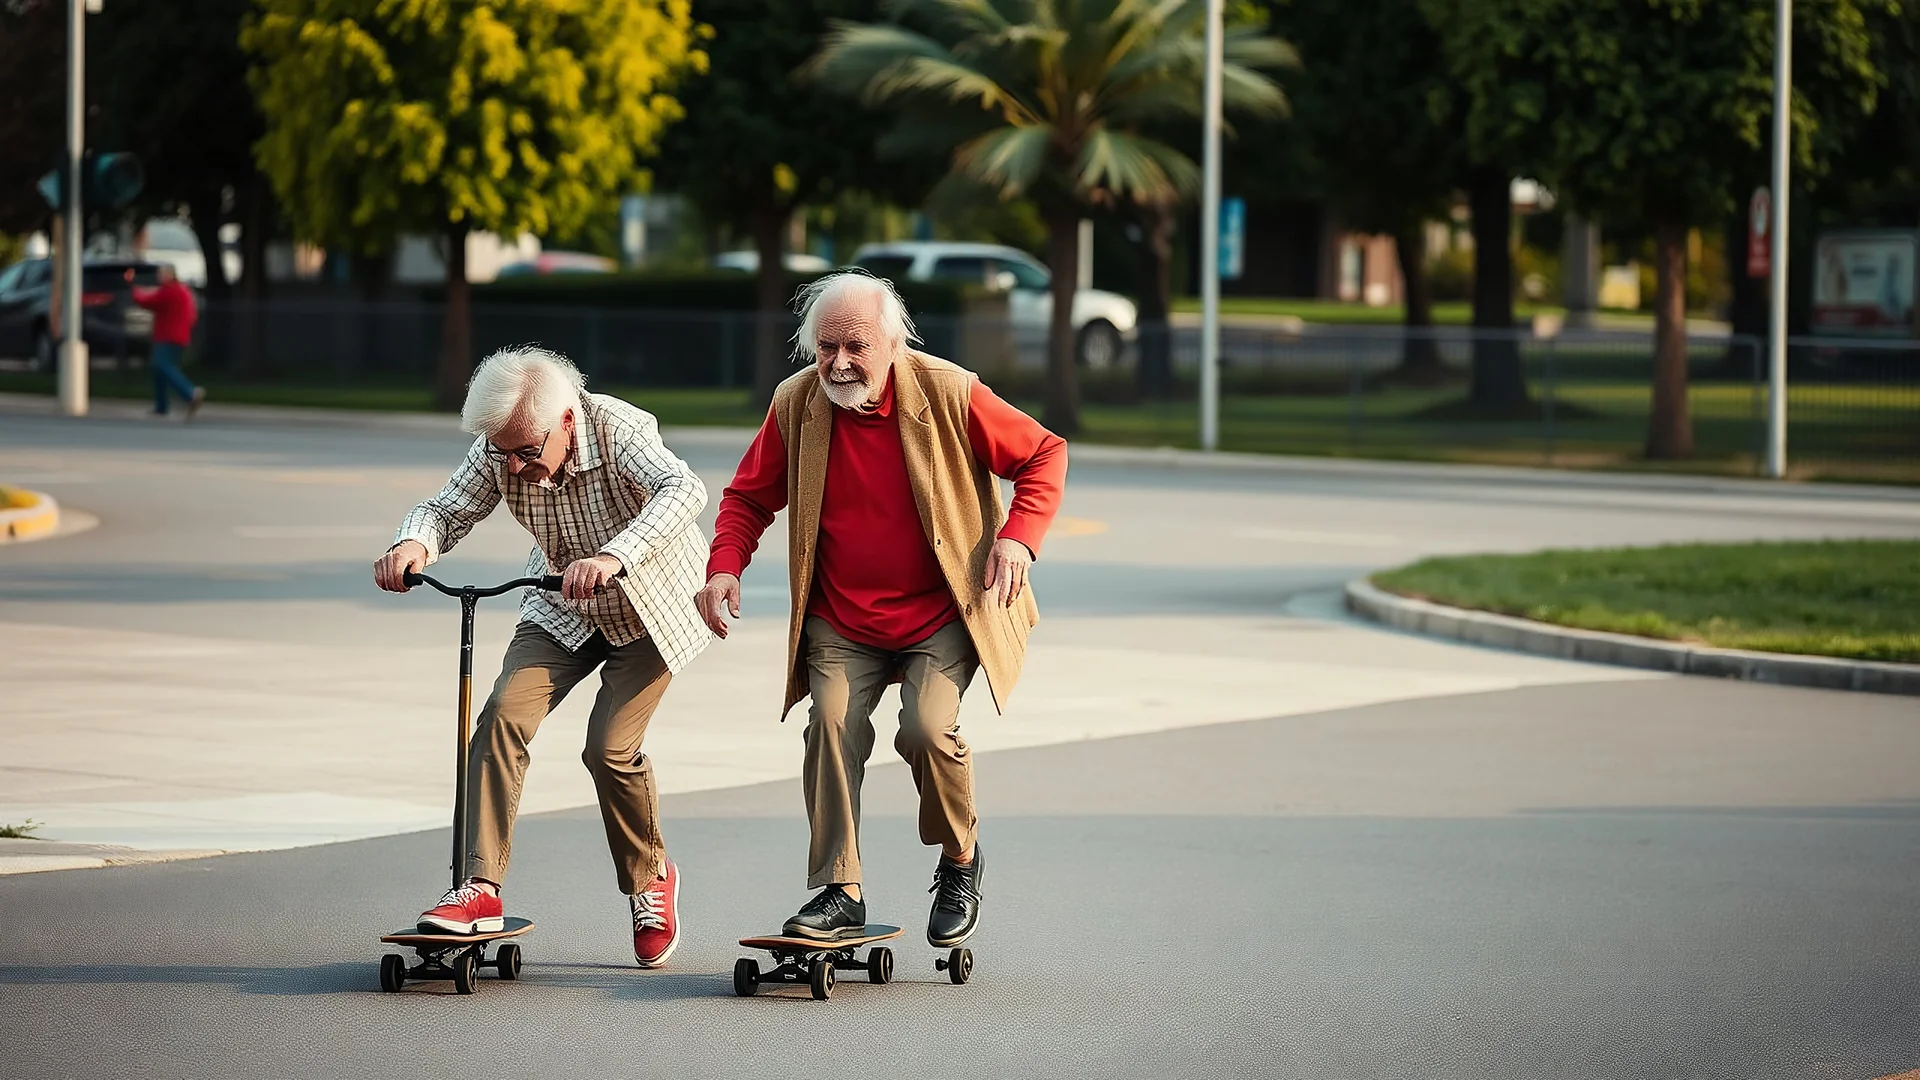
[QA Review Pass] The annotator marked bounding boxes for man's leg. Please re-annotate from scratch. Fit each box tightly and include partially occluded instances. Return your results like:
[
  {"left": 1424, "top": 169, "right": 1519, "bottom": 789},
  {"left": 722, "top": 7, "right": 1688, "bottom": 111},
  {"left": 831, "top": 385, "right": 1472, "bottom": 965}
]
[
  {"left": 580, "top": 635, "right": 672, "bottom": 895},
  {"left": 800, "top": 616, "right": 894, "bottom": 890},
  {"left": 465, "top": 623, "right": 601, "bottom": 887},
  {"left": 896, "top": 619, "right": 984, "bottom": 947},
  {"left": 150, "top": 343, "right": 173, "bottom": 414},
  {"left": 149, "top": 343, "right": 196, "bottom": 411}
]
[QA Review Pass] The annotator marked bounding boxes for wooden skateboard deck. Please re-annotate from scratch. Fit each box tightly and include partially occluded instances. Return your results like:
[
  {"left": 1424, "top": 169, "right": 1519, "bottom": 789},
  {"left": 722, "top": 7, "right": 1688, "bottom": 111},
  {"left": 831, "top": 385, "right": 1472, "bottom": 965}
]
[
  {"left": 739, "top": 924, "right": 902, "bottom": 951},
  {"left": 381, "top": 917, "right": 534, "bottom": 946}
]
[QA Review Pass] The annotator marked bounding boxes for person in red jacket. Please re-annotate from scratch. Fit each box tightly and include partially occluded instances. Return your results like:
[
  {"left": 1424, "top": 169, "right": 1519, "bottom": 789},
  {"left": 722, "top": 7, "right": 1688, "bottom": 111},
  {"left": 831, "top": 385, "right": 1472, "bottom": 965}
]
[
  {"left": 695, "top": 272, "right": 1067, "bottom": 948},
  {"left": 127, "top": 265, "right": 204, "bottom": 419}
]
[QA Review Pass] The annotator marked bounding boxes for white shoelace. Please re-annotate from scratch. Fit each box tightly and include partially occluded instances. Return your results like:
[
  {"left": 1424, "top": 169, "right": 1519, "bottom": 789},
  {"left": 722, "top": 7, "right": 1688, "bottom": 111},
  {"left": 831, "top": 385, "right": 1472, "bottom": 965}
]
[
  {"left": 632, "top": 886, "right": 668, "bottom": 931},
  {"left": 437, "top": 883, "right": 488, "bottom": 909}
]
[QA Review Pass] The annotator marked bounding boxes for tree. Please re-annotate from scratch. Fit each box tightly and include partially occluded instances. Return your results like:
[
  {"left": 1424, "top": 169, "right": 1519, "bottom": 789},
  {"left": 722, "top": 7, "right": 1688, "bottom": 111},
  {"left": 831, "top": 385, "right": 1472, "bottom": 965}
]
[
  {"left": 807, "top": 0, "right": 1293, "bottom": 435},
  {"left": 1433, "top": 0, "right": 1885, "bottom": 457},
  {"left": 1268, "top": 0, "right": 1461, "bottom": 381},
  {"left": 651, "top": 0, "right": 921, "bottom": 409},
  {"left": 243, "top": 0, "right": 701, "bottom": 406}
]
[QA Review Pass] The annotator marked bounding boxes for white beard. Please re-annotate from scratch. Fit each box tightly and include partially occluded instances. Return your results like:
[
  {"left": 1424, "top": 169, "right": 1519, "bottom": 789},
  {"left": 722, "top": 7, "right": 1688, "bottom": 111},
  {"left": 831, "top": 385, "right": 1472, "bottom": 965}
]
[{"left": 820, "top": 373, "right": 879, "bottom": 412}]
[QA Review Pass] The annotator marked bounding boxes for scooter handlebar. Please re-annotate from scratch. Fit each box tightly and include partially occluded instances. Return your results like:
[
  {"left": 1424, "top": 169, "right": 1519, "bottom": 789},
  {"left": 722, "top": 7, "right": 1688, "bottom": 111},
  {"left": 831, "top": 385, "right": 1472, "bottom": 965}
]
[{"left": 402, "top": 571, "right": 565, "bottom": 597}]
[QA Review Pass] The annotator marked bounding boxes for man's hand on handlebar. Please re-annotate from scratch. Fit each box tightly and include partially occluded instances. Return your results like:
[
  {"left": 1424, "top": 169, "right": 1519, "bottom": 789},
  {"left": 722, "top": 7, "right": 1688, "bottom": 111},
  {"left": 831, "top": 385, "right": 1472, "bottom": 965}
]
[
  {"left": 374, "top": 540, "right": 429, "bottom": 593},
  {"left": 563, "top": 554, "right": 623, "bottom": 600},
  {"left": 694, "top": 572, "right": 742, "bottom": 639}
]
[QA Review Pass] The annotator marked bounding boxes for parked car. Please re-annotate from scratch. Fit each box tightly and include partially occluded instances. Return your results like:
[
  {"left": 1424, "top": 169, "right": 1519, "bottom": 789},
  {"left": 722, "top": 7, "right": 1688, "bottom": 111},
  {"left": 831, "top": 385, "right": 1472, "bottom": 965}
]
[
  {"left": 138, "top": 217, "right": 242, "bottom": 288},
  {"left": 0, "top": 258, "right": 163, "bottom": 371},
  {"left": 711, "top": 250, "right": 832, "bottom": 274},
  {"left": 849, "top": 241, "right": 1137, "bottom": 367},
  {"left": 496, "top": 251, "right": 618, "bottom": 277}
]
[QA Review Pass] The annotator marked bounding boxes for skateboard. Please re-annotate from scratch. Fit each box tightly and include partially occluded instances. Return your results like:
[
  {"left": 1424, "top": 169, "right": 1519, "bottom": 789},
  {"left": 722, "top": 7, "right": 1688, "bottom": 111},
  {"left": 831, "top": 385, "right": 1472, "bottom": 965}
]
[
  {"left": 373, "top": 572, "right": 564, "bottom": 995},
  {"left": 735, "top": 924, "right": 974, "bottom": 1000},
  {"left": 379, "top": 918, "right": 535, "bottom": 994}
]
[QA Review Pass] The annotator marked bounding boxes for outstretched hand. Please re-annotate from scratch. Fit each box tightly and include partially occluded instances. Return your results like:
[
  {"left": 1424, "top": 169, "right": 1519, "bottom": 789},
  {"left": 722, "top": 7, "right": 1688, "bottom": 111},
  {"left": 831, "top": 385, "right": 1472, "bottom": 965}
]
[
  {"left": 695, "top": 572, "right": 742, "bottom": 638},
  {"left": 983, "top": 537, "right": 1032, "bottom": 607}
]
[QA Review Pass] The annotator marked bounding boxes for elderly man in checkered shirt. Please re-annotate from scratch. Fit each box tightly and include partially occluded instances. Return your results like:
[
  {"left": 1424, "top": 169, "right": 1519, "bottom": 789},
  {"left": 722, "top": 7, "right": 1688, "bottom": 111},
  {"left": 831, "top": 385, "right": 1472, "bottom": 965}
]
[{"left": 373, "top": 345, "right": 711, "bottom": 968}]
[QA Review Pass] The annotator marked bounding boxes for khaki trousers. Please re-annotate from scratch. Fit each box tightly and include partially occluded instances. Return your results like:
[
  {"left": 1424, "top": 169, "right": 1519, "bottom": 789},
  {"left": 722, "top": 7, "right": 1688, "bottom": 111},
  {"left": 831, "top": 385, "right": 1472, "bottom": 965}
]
[
  {"left": 468, "top": 621, "right": 672, "bottom": 895},
  {"left": 802, "top": 615, "right": 978, "bottom": 888}
]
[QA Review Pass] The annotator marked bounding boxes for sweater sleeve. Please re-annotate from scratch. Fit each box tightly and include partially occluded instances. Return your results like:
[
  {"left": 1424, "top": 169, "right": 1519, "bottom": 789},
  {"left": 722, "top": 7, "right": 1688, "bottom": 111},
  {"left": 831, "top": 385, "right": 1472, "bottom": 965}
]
[
  {"left": 706, "top": 406, "right": 789, "bottom": 580},
  {"left": 966, "top": 378, "right": 1068, "bottom": 558}
]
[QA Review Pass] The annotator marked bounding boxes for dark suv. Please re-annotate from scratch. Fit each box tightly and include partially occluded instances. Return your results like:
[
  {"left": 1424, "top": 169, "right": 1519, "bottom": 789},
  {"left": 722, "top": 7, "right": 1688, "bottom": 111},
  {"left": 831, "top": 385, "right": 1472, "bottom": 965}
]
[{"left": 0, "top": 258, "right": 162, "bottom": 371}]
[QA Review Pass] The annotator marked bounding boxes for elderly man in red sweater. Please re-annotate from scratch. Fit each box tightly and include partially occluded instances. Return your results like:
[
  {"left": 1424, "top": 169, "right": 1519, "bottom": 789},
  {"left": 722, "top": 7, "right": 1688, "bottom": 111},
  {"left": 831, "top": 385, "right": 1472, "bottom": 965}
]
[{"left": 695, "top": 271, "right": 1067, "bottom": 947}]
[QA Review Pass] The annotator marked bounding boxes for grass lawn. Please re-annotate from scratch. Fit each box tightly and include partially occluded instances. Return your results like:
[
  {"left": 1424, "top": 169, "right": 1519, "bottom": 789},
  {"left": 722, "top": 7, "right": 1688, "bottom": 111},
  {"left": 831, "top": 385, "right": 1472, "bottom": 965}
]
[
  {"left": 1169, "top": 297, "right": 1573, "bottom": 325},
  {"left": 1372, "top": 540, "right": 1920, "bottom": 663}
]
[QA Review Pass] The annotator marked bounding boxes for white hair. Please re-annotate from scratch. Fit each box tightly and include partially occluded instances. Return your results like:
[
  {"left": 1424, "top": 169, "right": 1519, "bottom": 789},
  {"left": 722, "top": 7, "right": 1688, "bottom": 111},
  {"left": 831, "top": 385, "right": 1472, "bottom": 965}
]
[
  {"left": 790, "top": 270, "right": 920, "bottom": 363},
  {"left": 460, "top": 345, "right": 586, "bottom": 436}
]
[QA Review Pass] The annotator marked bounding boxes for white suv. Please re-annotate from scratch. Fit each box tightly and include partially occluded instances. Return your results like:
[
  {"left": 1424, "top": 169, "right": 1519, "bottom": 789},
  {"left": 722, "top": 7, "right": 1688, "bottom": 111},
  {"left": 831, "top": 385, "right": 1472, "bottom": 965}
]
[{"left": 849, "top": 241, "right": 1137, "bottom": 368}]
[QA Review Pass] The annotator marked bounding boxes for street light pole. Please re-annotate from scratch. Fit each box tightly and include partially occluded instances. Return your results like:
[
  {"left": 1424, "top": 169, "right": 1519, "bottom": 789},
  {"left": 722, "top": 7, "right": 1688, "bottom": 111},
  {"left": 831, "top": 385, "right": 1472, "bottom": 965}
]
[
  {"left": 1766, "top": 0, "right": 1792, "bottom": 478},
  {"left": 59, "top": 0, "right": 88, "bottom": 417},
  {"left": 1199, "top": 0, "right": 1223, "bottom": 452}
]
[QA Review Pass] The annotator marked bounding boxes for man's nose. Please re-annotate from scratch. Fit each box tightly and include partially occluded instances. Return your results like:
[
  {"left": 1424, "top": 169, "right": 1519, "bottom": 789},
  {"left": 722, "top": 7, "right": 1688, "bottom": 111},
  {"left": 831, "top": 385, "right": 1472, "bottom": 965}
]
[{"left": 506, "top": 456, "right": 525, "bottom": 475}]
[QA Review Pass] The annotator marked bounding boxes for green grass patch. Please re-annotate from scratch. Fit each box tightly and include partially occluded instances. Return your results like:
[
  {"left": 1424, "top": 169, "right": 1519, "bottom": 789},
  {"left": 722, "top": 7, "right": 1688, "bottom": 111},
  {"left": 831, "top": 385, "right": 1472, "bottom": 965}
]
[
  {"left": 1372, "top": 540, "right": 1920, "bottom": 663},
  {"left": 1168, "top": 297, "right": 1570, "bottom": 325},
  {"left": 0, "top": 819, "right": 43, "bottom": 840}
]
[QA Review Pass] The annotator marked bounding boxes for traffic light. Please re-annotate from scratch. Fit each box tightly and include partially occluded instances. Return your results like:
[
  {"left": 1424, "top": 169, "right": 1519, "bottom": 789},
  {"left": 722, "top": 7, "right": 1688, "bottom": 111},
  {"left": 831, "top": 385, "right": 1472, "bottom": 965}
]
[{"left": 35, "top": 151, "right": 145, "bottom": 214}]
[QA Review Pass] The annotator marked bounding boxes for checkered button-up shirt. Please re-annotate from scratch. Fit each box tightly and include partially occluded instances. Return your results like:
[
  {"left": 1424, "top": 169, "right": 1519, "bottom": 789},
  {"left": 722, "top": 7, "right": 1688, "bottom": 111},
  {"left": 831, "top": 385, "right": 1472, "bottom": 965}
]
[{"left": 395, "top": 393, "right": 713, "bottom": 673}]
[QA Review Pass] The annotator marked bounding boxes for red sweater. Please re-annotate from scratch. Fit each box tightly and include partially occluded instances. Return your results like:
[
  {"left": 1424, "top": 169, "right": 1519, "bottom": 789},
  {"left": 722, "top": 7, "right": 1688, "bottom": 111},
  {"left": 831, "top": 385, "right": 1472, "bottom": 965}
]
[
  {"left": 709, "top": 373, "right": 1068, "bottom": 650},
  {"left": 132, "top": 281, "right": 197, "bottom": 346}
]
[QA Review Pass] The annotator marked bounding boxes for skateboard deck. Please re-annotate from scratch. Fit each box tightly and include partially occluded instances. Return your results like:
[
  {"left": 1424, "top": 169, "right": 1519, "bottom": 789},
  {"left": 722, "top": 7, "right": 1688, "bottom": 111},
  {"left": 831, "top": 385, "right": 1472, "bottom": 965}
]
[
  {"left": 739, "top": 924, "right": 903, "bottom": 951},
  {"left": 381, "top": 917, "right": 534, "bottom": 946}
]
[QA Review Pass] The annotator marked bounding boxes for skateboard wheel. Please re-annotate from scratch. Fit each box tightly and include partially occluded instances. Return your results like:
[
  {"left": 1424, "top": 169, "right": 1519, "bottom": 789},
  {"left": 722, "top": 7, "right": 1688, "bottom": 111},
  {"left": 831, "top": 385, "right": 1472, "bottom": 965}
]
[
  {"left": 379, "top": 954, "right": 406, "bottom": 993},
  {"left": 452, "top": 950, "right": 478, "bottom": 995},
  {"left": 867, "top": 946, "right": 893, "bottom": 985},
  {"left": 495, "top": 942, "right": 521, "bottom": 980},
  {"left": 733, "top": 958, "right": 760, "bottom": 997},
  {"left": 944, "top": 947, "right": 972, "bottom": 985},
  {"left": 808, "top": 957, "right": 833, "bottom": 1000}
]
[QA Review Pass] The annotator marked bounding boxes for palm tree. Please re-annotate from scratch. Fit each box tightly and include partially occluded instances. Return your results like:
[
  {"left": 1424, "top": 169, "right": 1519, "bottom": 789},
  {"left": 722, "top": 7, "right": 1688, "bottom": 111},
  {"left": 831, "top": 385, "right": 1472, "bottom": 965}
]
[{"left": 805, "top": 0, "right": 1293, "bottom": 435}]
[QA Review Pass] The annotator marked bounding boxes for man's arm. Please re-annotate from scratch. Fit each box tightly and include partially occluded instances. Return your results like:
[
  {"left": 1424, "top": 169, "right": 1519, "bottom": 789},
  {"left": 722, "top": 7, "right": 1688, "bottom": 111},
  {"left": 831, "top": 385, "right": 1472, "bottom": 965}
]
[
  {"left": 967, "top": 379, "right": 1068, "bottom": 555},
  {"left": 695, "top": 407, "right": 788, "bottom": 637},
  {"left": 393, "top": 437, "right": 502, "bottom": 564},
  {"left": 596, "top": 408, "right": 709, "bottom": 577}
]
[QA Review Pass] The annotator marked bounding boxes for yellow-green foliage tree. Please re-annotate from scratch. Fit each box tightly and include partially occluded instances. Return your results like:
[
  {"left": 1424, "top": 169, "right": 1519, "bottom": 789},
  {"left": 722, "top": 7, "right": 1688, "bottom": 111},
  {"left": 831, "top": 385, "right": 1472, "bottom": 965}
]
[{"left": 243, "top": 0, "right": 703, "bottom": 405}]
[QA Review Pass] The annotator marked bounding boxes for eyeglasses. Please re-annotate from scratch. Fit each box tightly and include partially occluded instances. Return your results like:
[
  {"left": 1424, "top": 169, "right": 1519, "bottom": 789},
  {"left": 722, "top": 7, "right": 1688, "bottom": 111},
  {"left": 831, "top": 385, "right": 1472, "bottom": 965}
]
[{"left": 485, "top": 429, "right": 552, "bottom": 464}]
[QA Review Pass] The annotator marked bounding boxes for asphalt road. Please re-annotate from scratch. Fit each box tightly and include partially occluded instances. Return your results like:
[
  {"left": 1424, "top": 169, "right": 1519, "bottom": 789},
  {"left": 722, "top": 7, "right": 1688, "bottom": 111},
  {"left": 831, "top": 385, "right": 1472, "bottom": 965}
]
[{"left": 2, "top": 396, "right": 1918, "bottom": 1079}]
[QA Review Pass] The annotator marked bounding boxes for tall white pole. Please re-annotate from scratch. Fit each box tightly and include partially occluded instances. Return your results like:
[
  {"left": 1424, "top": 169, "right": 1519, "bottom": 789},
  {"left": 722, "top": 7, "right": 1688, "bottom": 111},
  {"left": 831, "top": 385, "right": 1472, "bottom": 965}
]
[
  {"left": 59, "top": 0, "right": 88, "bottom": 417},
  {"left": 1199, "top": 0, "right": 1223, "bottom": 452},
  {"left": 1766, "top": 0, "right": 1792, "bottom": 478}
]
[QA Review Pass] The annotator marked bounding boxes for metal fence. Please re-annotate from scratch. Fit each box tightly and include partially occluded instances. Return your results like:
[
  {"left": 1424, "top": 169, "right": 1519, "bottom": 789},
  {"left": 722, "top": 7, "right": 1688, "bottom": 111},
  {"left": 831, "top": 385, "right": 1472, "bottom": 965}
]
[{"left": 29, "top": 299, "right": 1912, "bottom": 483}]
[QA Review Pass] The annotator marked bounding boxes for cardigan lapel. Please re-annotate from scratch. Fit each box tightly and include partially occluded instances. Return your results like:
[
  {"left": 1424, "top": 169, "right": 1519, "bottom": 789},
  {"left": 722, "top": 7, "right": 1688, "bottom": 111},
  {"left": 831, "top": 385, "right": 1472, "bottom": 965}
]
[{"left": 891, "top": 353, "right": 939, "bottom": 542}]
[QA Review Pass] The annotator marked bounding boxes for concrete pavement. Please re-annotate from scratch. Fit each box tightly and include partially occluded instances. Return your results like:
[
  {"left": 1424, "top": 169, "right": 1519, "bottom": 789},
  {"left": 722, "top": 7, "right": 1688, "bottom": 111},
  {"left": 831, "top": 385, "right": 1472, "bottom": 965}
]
[{"left": 1, "top": 396, "right": 1918, "bottom": 1077}]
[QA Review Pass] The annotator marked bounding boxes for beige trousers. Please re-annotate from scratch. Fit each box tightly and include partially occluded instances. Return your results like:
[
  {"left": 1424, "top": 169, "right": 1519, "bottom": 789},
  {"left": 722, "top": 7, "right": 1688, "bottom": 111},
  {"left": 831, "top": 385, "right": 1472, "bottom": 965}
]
[
  {"left": 802, "top": 615, "right": 978, "bottom": 889},
  {"left": 467, "top": 621, "right": 672, "bottom": 895}
]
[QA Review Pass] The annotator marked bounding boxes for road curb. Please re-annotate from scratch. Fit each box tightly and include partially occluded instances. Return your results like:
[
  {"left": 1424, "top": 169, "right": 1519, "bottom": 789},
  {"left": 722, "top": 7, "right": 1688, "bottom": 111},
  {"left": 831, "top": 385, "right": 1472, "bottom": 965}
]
[
  {"left": 0, "top": 485, "right": 59, "bottom": 543},
  {"left": 1344, "top": 578, "right": 1920, "bottom": 697}
]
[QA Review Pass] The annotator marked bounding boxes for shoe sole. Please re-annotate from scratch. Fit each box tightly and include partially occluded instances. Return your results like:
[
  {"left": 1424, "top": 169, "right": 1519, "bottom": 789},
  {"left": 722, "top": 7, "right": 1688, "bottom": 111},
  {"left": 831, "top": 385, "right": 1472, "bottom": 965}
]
[
  {"left": 782, "top": 926, "right": 868, "bottom": 942},
  {"left": 634, "top": 865, "right": 682, "bottom": 969},
  {"left": 418, "top": 915, "right": 505, "bottom": 935}
]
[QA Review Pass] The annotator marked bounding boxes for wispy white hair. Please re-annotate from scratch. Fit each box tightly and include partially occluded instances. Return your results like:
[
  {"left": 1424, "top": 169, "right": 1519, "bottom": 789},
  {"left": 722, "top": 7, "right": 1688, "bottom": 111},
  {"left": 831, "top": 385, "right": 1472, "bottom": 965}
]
[
  {"left": 791, "top": 270, "right": 920, "bottom": 363},
  {"left": 460, "top": 345, "right": 586, "bottom": 436}
]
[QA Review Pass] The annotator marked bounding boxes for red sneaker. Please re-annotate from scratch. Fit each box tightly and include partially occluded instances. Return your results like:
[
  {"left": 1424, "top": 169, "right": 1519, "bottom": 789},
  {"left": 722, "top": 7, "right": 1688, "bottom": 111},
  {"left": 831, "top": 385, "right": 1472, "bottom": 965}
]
[
  {"left": 418, "top": 882, "right": 504, "bottom": 935},
  {"left": 632, "top": 858, "right": 681, "bottom": 968}
]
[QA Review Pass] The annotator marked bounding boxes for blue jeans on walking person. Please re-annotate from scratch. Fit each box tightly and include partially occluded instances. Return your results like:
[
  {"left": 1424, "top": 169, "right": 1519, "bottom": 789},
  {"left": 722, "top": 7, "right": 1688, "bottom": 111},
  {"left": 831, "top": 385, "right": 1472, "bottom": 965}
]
[{"left": 150, "top": 342, "right": 197, "bottom": 414}]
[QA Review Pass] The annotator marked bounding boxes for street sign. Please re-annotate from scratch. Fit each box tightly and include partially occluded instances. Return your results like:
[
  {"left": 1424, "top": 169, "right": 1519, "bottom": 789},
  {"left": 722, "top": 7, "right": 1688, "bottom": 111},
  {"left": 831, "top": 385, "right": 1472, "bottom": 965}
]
[
  {"left": 1219, "top": 197, "right": 1245, "bottom": 281},
  {"left": 1747, "top": 187, "right": 1771, "bottom": 279}
]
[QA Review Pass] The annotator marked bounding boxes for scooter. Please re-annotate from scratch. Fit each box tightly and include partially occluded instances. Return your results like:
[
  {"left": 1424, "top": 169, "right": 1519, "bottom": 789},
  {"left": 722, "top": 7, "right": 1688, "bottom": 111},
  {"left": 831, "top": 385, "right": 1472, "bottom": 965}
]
[{"left": 374, "top": 570, "right": 562, "bottom": 994}]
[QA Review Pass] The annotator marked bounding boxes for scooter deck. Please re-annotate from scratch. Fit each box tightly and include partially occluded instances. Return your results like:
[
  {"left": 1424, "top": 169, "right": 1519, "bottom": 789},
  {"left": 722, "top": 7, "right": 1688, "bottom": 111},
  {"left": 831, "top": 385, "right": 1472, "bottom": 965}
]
[{"left": 381, "top": 917, "right": 534, "bottom": 946}]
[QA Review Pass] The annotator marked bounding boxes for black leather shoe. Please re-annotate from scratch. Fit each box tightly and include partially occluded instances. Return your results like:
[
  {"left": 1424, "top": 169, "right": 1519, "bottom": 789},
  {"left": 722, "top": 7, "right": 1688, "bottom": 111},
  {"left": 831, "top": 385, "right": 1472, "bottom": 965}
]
[
  {"left": 783, "top": 885, "right": 867, "bottom": 941},
  {"left": 927, "top": 845, "right": 984, "bottom": 947}
]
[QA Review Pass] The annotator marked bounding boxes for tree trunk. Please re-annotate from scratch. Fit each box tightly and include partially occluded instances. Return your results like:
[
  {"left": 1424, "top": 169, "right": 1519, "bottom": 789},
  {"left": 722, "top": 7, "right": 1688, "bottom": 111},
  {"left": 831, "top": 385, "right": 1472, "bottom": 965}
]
[
  {"left": 1645, "top": 215, "right": 1694, "bottom": 459},
  {"left": 1467, "top": 165, "right": 1526, "bottom": 409},
  {"left": 1134, "top": 202, "right": 1175, "bottom": 400},
  {"left": 353, "top": 250, "right": 391, "bottom": 380},
  {"left": 1393, "top": 220, "right": 1443, "bottom": 383},
  {"left": 434, "top": 220, "right": 472, "bottom": 412},
  {"left": 749, "top": 195, "right": 789, "bottom": 410},
  {"left": 1042, "top": 200, "right": 1082, "bottom": 435}
]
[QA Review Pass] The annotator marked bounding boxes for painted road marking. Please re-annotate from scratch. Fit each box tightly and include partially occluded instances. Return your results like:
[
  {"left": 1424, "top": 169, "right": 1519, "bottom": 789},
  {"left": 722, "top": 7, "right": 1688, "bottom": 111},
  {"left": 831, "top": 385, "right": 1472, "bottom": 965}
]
[
  {"left": 1234, "top": 525, "right": 1402, "bottom": 547},
  {"left": 234, "top": 525, "right": 396, "bottom": 539}
]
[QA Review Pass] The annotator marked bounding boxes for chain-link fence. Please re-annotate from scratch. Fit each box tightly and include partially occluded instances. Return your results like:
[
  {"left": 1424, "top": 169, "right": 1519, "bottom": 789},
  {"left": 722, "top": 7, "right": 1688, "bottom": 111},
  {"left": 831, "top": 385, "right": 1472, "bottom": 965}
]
[{"left": 6, "top": 299, "right": 1912, "bottom": 483}]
